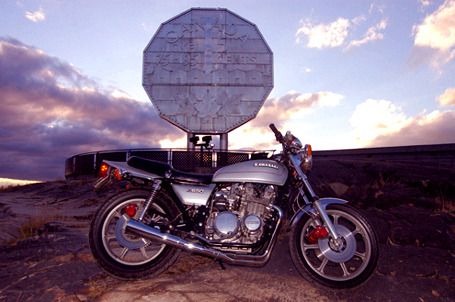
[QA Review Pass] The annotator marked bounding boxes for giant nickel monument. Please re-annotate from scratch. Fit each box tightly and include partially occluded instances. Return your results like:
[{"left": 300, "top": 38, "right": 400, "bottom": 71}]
[{"left": 143, "top": 8, "right": 273, "bottom": 149}]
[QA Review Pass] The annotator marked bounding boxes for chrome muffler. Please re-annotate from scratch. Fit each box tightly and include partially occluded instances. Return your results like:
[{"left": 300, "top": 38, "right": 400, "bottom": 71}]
[
  {"left": 125, "top": 218, "right": 232, "bottom": 262},
  {"left": 123, "top": 206, "right": 283, "bottom": 266}
]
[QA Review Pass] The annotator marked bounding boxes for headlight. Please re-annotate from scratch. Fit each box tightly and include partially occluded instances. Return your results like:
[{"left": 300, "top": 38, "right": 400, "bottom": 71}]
[
  {"left": 289, "top": 137, "right": 303, "bottom": 154},
  {"left": 300, "top": 144, "right": 313, "bottom": 172}
]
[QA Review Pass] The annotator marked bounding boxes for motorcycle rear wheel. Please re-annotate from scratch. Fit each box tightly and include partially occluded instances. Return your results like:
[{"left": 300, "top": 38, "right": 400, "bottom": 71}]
[
  {"left": 89, "top": 189, "right": 181, "bottom": 279},
  {"left": 289, "top": 204, "right": 379, "bottom": 288}
]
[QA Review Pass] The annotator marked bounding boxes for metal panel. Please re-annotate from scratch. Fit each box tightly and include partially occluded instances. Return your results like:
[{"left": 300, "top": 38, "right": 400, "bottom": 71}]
[
  {"left": 64, "top": 157, "right": 75, "bottom": 178},
  {"left": 213, "top": 160, "right": 288, "bottom": 185},
  {"left": 74, "top": 154, "right": 95, "bottom": 176},
  {"left": 171, "top": 183, "right": 216, "bottom": 206},
  {"left": 143, "top": 8, "right": 273, "bottom": 134}
]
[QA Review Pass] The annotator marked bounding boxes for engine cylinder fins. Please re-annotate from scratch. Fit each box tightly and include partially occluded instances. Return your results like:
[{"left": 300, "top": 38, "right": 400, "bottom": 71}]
[
  {"left": 263, "top": 185, "right": 276, "bottom": 200},
  {"left": 214, "top": 212, "right": 239, "bottom": 238}
]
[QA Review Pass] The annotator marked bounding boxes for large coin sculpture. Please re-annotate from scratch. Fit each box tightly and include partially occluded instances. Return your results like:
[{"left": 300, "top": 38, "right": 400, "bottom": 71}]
[{"left": 143, "top": 8, "right": 273, "bottom": 134}]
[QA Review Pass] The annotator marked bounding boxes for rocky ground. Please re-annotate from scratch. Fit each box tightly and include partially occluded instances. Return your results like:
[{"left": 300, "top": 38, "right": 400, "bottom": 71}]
[{"left": 0, "top": 158, "right": 454, "bottom": 301}]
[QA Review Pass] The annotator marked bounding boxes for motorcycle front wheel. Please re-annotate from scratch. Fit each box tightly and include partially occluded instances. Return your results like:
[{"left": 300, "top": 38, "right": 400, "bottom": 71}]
[
  {"left": 289, "top": 204, "right": 379, "bottom": 288},
  {"left": 89, "top": 189, "right": 181, "bottom": 279}
]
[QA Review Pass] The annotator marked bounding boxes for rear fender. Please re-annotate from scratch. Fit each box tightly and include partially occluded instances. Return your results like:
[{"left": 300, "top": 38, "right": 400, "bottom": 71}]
[
  {"left": 94, "top": 160, "right": 162, "bottom": 191},
  {"left": 104, "top": 160, "right": 161, "bottom": 180}
]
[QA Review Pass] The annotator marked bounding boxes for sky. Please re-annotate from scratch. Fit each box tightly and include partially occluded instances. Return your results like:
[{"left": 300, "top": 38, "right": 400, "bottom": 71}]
[{"left": 0, "top": 0, "right": 454, "bottom": 182}]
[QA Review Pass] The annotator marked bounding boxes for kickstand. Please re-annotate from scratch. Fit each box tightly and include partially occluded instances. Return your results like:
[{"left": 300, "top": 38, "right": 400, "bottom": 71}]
[{"left": 217, "top": 260, "right": 226, "bottom": 270}]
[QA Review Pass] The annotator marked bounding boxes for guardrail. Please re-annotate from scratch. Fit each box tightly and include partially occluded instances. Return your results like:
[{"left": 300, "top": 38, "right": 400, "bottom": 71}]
[
  {"left": 65, "top": 143, "right": 455, "bottom": 179},
  {"left": 65, "top": 148, "right": 274, "bottom": 179}
]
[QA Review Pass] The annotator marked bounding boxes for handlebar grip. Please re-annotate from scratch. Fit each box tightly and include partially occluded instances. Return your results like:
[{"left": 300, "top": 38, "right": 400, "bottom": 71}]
[
  {"left": 269, "top": 123, "right": 279, "bottom": 134},
  {"left": 269, "top": 123, "right": 284, "bottom": 143}
]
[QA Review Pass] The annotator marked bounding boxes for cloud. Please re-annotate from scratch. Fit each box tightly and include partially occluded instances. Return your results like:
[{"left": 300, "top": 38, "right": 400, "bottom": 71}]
[
  {"left": 301, "top": 67, "right": 312, "bottom": 73},
  {"left": 420, "top": 0, "right": 434, "bottom": 9},
  {"left": 251, "top": 91, "right": 343, "bottom": 127},
  {"left": 413, "top": 0, "right": 455, "bottom": 67},
  {"left": 369, "top": 110, "right": 455, "bottom": 146},
  {"left": 350, "top": 98, "right": 455, "bottom": 147},
  {"left": 347, "top": 19, "right": 388, "bottom": 49},
  {"left": 296, "top": 13, "right": 388, "bottom": 50},
  {"left": 229, "top": 91, "right": 343, "bottom": 150},
  {"left": 0, "top": 178, "right": 41, "bottom": 188},
  {"left": 0, "top": 37, "right": 182, "bottom": 180},
  {"left": 350, "top": 99, "right": 411, "bottom": 146},
  {"left": 296, "top": 18, "right": 351, "bottom": 48},
  {"left": 25, "top": 7, "right": 46, "bottom": 23},
  {"left": 437, "top": 87, "right": 455, "bottom": 106}
]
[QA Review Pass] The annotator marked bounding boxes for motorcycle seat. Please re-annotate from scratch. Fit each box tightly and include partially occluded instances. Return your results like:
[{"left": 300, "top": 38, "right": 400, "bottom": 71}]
[{"left": 127, "top": 156, "right": 213, "bottom": 184}]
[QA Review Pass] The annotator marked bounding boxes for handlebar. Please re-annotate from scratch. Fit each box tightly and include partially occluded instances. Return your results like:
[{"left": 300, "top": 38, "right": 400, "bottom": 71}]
[{"left": 269, "top": 123, "right": 285, "bottom": 144}]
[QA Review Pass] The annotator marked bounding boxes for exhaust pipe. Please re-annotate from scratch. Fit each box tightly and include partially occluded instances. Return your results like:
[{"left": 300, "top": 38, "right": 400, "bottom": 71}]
[
  {"left": 123, "top": 206, "right": 283, "bottom": 266},
  {"left": 125, "top": 218, "right": 232, "bottom": 262}
]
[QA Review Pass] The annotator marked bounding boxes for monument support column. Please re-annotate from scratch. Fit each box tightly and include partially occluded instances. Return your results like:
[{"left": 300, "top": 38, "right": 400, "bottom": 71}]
[
  {"left": 187, "top": 132, "right": 195, "bottom": 151},
  {"left": 220, "top": 133, "right": 228, "bottom": 151}
]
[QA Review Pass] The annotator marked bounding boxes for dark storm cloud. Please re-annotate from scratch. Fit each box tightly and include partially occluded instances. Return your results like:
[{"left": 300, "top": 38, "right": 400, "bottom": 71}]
[{"left": 0, "top": 37, "right": 182, "bottom": 180}]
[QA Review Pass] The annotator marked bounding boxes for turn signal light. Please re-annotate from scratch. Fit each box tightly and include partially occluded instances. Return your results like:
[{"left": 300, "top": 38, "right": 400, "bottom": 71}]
[
  {"left": 306, "top": 144, "right": 312, "bottom": 157},
  {"left": 99, "top": 163, "right": 110, "bottom": 178}
]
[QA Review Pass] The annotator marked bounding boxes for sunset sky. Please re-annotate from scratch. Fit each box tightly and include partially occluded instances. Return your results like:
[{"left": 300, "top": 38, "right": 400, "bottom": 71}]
[{"left": 1, "top": 0, "right": 454, "bottom": 182}]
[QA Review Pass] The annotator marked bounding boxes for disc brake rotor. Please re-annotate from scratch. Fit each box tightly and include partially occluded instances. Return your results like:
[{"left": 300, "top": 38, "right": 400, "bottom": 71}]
[
  {"left": 115, "top": 215, "right": 149, "bottom": 250},
  {"left": 317, "top": 224, "right": 356, "bottom": 263}
]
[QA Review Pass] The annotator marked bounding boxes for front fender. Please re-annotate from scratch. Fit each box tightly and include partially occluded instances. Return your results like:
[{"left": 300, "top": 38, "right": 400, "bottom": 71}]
[{"left": 290, "top": 197, "right": 348, "bottom": 228}]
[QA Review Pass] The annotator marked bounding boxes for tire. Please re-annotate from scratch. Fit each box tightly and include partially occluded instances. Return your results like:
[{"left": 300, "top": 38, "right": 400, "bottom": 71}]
[
  {"left": 289, "top": 204, "right": 379, "bottom": 288},
  {"left": 89, "top": 189, "right": 181, "bottom": 279}
]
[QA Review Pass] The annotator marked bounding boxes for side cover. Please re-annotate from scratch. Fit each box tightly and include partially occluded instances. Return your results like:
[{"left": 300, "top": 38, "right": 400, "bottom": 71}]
[
  {"left": 171, "top": 183, "right": 216, "bottom": 206},
  {"left": 213, "top": 160, "right": 288, "bottom": 185}
]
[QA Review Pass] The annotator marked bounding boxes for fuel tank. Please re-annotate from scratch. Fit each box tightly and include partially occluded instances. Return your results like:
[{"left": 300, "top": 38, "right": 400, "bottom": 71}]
[{"left": 213, "top": 160, "right": 288, "bottom": 185}]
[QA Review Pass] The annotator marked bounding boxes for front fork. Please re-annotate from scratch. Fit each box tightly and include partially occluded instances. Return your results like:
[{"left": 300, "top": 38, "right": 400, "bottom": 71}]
[
  {"left": 290, "top": 154, "right": 344, "bottom": 241},
  {"left": 298, "top": 190, "right": 344, "bottom": 241},
  {"left": 313, "top": 199, "right": 340, "bottom": 240}
]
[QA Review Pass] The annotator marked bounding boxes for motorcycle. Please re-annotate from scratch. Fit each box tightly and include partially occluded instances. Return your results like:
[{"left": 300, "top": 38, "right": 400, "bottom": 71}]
[{"left": 89, "top": 124, "right": 378, "bottom": 288}]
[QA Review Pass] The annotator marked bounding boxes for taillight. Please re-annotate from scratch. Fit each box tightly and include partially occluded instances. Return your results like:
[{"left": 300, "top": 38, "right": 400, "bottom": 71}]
[
  {"left": 113, "top": 168, "right": 123, "bottom": 181},
  {"left": 99, "top": 163, "right": 110, "bottom": 178}
]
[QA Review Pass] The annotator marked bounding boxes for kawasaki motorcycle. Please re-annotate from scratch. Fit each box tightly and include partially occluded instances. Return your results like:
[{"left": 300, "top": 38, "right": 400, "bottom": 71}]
[{"left": 89, "top": 124, "right": 378, "bottom": 288}]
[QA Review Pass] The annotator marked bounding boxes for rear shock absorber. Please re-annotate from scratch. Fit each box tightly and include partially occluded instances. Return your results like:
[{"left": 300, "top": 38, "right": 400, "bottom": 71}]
[{"left": 138, "top": 180, "right": 162, "bottom": 221}]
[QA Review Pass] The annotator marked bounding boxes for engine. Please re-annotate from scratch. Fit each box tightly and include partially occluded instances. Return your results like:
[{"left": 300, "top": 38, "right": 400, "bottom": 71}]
[{"left": 204, "top": 183, "right": 277, "bottom": 245}]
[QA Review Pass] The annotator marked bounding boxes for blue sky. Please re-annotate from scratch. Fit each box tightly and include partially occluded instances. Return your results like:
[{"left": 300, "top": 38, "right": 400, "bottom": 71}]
[{"left": 1, "top": 0, "right": 454, "bottom": 181}]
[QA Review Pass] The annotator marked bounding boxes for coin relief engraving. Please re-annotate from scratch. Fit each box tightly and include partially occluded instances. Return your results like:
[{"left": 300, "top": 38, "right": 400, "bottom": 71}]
[{"left": 143, "top": 8, "right": 273, "bottom": 133}]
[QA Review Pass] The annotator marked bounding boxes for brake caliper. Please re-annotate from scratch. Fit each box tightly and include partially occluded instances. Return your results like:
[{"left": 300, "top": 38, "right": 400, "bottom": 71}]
[
  {"left": 306, "top": 226, "right": 329, "bottom": 244},
  {"left": 124, "top": 204, "right": 138, "bottom": 218}
]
